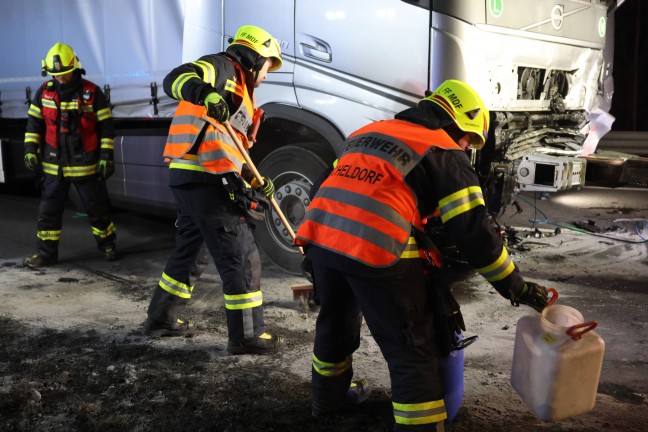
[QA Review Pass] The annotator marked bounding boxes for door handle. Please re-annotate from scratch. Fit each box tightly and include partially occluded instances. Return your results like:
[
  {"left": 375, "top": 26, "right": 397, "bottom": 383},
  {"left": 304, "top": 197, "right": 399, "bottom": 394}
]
[{"left": 300, "top": 37, "right": 332, "bottom": 63}]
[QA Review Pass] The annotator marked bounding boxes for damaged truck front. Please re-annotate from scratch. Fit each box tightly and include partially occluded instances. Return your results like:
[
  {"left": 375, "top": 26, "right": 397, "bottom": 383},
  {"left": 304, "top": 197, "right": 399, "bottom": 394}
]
[
  {"left": 469, "top": 0, "right": 616, "bottom": 212},
  {"left": 0, "top": 0, "right": 618, "bottom": 274}
]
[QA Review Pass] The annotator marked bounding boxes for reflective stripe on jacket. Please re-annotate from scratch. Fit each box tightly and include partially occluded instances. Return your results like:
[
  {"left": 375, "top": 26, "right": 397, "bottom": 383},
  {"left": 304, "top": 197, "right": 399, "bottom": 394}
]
[
  {"left": 39, "top": 80, "right": 101, "bottom": 153},
  {"left": 25, "top": 79, "right": 114, "bottom": 179},
  {"left": 296, "top": 119, "right": 461, "bottom": 267},
  {"left": 163, "top": 59, "right": 252, "bottom": 175}
]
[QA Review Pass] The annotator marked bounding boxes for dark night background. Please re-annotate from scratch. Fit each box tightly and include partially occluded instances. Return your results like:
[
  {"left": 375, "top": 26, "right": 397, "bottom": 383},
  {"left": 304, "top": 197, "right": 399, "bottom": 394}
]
[{"left": 610, "top": 0, "right": 647, "bottom": 131}]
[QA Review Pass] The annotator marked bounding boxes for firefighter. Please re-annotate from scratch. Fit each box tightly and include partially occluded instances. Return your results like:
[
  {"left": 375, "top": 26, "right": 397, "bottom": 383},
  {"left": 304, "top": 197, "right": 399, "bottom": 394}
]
[
  {"left": 142, "top": 25, "right": 286, "bottom": 355},
  {"left": 295, "top": 80, "right": 549, "bottom": 431},
  {"left": 23, "top": 42, "right": 117, "bottom": 269}
]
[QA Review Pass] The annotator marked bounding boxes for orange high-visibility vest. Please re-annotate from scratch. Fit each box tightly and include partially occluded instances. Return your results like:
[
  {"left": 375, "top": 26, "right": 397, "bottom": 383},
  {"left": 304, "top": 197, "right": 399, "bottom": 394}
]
[
  {"left": 163, "top": 60, "right": 254, "bottom": 175},
  {"left": 295, "top": 119, "right": 462, "bottom": 267}
]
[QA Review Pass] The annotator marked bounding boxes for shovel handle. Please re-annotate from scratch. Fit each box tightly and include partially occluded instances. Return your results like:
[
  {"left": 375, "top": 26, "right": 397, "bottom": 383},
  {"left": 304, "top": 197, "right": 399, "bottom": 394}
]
[{"left": 222, "top": 121, "right": 302, "bottom": 251}]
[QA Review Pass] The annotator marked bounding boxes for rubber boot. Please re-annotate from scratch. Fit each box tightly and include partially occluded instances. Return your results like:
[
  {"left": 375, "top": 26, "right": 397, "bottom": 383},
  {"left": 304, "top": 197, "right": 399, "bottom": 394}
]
[
  {"left": 24, "top": 253, "right": 57, "bottom": 269},
  {"left": 227, "top": 332, "right": 286, "bottom": 355},
  {"left": 144, "top": 287, "right": 193, "bottom": 336}
]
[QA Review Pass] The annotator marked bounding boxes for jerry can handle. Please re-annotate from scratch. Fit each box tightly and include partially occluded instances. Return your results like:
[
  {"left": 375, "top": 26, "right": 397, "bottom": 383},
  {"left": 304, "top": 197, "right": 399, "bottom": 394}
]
[
  {"left": 547, "top": 288, "right": 559, "bottom": 306},
  {"left": 566, "top": 321, "right": 598, "bottom": 341},
  {"left": 453, "top": 335, "right": 479, "bottom": 351}
]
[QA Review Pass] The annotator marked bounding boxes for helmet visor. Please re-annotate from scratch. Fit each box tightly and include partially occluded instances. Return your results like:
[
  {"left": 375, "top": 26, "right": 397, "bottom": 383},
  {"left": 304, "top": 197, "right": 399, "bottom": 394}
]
[
  {"left": 44, "top": 54, "right": 79, "bottom": 76},
  {"left": 464, "top": 108, "right": 488, "bottom": 149},
  {"left": 468, "top": 132, "right": 487, "bottom": 149}
]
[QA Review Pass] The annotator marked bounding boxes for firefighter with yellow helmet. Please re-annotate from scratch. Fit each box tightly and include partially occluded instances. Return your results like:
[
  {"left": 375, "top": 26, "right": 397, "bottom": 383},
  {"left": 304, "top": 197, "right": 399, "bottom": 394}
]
[
  {"left": 143, "top": 25, "right": 286, "bottom": 355},
  {"left": 295, "top": 80, "right": 549, "bottom": 430},
  {"left": 23, "top": 42, "right": 117, "bottom": 269}
]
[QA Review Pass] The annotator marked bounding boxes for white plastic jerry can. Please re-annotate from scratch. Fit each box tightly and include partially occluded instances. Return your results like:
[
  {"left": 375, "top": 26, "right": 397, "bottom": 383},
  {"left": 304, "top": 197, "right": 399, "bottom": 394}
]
[{"left": 510, "top": 290, "right": 605, "bottom": 422}]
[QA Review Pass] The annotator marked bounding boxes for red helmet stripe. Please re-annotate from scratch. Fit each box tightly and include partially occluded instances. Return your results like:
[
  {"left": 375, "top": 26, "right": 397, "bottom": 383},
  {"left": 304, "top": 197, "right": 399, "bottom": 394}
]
[
  {"left": 432, "top": 95, "right": 456, "bottom": 119},
  {"left": 233, "top": 39, "right": 257, "bottom": 50}
]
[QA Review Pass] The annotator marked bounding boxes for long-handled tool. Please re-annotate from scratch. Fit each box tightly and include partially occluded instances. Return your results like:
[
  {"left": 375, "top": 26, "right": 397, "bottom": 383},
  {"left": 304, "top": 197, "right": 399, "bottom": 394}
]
[
  {"left": 222, "top": 121, "right": 302, "bottom": 251},
  {"left": 222, "top": 120, "right": 313, "bottom": 299}
]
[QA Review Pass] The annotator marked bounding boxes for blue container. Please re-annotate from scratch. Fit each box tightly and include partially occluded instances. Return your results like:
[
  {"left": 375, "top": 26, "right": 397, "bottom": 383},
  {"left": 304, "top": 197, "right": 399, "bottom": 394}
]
[{"left": 442, "top": 334, "right": 477, "bottom": 422}]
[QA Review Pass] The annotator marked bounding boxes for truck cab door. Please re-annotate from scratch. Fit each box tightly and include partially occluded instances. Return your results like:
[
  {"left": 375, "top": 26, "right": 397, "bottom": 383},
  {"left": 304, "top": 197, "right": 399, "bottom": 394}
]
[{"left": 294, "top": 0, "right": 431, "bottom": 137}]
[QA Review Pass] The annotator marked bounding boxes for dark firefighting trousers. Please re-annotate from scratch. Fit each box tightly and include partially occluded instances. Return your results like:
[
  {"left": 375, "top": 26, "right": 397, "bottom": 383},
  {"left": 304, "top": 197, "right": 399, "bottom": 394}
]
[
  {"left": 308, "top": 246, "right": 447, "bottom": 431},
  {"left": 35, "top": 174, "right": 116, "bottom": 260},
  {"left": 146, "top": 183, "right": 266, "bottom": 341}
]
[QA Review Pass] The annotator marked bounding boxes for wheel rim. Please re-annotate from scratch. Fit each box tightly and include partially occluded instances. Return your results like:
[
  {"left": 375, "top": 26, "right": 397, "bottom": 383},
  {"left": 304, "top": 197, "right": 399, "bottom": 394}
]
[{"left": 265, "top": 172, "right": 312, "bottom": 251}]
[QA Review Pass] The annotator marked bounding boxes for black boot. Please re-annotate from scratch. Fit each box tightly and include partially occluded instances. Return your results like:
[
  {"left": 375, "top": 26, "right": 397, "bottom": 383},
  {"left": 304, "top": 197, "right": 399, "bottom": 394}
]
[
  {"left": 24, "top": 254, "right": 57, "bottom": 269},
  {"left": 104, "top": 245, "right": 118, "bottom": 261},
  {"left": 312, "top": 378, "right": 372, "bottom": 418},
  {"left": 145, "top": 287, "right": 192, "bottom": 336},
  {"left": 142, "top": 318, "right": 195, "bottom": 337},
  {"left": 227, "top": 333, "right": 286, "bottom": 355}
]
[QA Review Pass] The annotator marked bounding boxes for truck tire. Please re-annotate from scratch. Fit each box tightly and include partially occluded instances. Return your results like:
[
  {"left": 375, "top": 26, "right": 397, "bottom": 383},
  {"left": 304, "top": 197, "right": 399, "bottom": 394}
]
[{"left": 254, "top": 144, "right": 330, "bottom": 274}]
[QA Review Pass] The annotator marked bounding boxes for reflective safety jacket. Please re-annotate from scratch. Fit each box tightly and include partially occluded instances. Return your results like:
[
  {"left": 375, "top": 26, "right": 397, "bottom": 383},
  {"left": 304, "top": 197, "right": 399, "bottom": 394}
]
[
  {"left": 297, "top": 111, "right": 524, "bottom": 297},
  {"left": 24, "top": 78, "right": 115, "bottom": 179},
  {"left": 163, "top": 101, "right": 247, "bottom": 175},
  {"left": 162, "top": 54, "right": 254, "bottom": 180},
  {"left": 296, "top": 119, "right": 462, "bottom": 267}
]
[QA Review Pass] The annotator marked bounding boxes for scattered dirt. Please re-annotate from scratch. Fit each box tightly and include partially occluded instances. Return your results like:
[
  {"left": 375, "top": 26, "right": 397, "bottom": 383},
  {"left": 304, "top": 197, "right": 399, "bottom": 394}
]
[{"left": 1, "top": 193, "right": 648, "bottom": 431}]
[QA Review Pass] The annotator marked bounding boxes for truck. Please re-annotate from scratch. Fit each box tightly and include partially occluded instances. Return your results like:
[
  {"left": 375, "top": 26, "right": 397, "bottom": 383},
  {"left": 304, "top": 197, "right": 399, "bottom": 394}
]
[{"left": 0, "top": 0, "right": 620, "bottom": 274}]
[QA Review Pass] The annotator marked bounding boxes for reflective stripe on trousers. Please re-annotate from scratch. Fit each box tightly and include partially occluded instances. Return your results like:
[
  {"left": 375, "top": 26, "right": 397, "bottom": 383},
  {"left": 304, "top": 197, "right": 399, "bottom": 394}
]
[{"left": 151, "top": 182, "right": 266, "bottom": 340}]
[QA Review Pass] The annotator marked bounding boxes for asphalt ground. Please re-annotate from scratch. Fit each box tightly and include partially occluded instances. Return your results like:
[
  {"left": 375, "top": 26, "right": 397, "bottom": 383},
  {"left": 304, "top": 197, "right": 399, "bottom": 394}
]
[{"left": 1, "top": 183, "right": 647, "bottom": 431}]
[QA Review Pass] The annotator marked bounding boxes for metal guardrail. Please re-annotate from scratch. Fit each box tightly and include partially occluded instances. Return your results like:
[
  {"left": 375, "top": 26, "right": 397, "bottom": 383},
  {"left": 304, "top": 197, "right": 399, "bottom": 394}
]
[{"left": 598, "top": 131, "right": 648, "bottom": 157}]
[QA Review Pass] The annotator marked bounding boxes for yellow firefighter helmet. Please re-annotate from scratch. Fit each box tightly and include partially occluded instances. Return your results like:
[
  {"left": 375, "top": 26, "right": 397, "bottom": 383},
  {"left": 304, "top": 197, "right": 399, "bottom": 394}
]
[
  {"left": 421, "top": 79, "right": 490, "bottom": 149},
  {"left": 228, "top": 25, "right": 283, "bottom": 72},
  {"left": 42, "top": 42, "right": 82, "bottom": 76}
]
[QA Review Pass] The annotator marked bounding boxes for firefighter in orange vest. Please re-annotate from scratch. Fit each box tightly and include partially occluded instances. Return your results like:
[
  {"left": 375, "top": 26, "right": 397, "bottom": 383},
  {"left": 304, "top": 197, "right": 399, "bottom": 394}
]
[
  {"left": 142, "top": 25, "right": 285, "bottom": 355},
  {"left": 23, "top": 42, "right": 117, "bottom": 269},
  {"left": 295, "top": 80, "right": 549, "bottom": 430}
]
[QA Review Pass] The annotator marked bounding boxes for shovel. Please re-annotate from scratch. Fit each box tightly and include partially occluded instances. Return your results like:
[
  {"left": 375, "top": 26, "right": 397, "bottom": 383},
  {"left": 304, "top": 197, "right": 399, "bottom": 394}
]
[
  {"left": 222, "top": 120, "right": 311, "bottom": 298},
  {"left": 222, "top": 121, "right": 302, "bottom": 254}
]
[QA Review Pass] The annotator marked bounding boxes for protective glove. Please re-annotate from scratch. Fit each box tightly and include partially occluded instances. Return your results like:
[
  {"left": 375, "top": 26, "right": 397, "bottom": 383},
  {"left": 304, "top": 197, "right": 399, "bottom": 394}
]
[
  {"left": 24, "top": 153, "right": 39, "bottom": 171},
  {"left": 510, "top": 281, "right": 549, "bottom": 312},
  {"left": 243, "top": 190, "right": 270, "bottom": 221},
  {"left": 204, "top": 92, "right": 230, "bottom": 123},
  {"left": 251, "top": 176, "right": 275, "bottom": 198},
  {"left": 246, "top": 192, "right": 270, "bottom": 221},
  {"left": 98, "top": 159, "right": 115, "bottom": 180}
]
